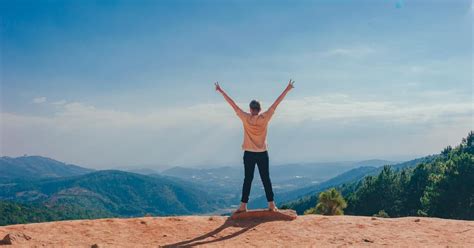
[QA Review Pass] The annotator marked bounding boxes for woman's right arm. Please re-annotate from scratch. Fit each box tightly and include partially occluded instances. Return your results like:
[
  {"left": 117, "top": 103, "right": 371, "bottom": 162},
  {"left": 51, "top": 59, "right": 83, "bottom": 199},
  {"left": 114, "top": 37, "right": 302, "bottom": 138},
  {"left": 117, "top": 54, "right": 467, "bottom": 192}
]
[{"left": 269, "top": 79, "right": 295, "bottom": 111}]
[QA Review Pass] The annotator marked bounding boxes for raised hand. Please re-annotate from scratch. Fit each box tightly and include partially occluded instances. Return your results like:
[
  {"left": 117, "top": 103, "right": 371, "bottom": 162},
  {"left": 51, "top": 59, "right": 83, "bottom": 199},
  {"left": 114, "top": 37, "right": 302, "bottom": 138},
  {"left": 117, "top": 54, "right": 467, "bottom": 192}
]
[
  {"left": 269, "top": 79, "right": 295, "bottom": 111},
  {"left": 287, "top": 79, "right": 295, "bottom": 90},
  {"left": 215, "top": 82, "right": 222, "bottom": 93}
]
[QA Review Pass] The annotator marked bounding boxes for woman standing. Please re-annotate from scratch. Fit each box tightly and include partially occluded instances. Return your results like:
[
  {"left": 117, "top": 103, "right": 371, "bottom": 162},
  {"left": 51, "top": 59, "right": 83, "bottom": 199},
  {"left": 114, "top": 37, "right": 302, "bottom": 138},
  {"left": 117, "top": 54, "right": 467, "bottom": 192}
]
[{"left": 215, "top": 80, "right": 295, "bottom": 213}]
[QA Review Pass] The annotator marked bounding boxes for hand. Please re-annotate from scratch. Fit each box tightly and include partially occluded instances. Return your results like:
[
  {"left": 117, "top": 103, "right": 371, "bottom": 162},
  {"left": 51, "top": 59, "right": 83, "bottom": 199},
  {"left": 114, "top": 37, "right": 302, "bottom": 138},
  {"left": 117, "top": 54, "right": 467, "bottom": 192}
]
[
  {"left": 287, "top": 79, "right": 295, "bottom": 90},
  {"left": 215, "top": 82, "right": 222, "bottom": 93}
]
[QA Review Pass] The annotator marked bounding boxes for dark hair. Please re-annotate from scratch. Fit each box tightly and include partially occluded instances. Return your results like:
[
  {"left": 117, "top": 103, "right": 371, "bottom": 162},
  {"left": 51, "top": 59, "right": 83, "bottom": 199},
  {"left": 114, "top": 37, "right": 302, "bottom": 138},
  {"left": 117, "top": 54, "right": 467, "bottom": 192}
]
[{"left": 249, "top": 100, "right": 261, "bottom": 110}]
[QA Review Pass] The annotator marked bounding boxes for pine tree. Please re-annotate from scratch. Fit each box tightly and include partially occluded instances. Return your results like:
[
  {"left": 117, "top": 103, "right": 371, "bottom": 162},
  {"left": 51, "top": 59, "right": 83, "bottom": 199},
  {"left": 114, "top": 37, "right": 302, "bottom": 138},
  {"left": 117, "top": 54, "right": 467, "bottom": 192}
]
[{"left": 313, "top": 188, "right": 347, "bottom": 215}]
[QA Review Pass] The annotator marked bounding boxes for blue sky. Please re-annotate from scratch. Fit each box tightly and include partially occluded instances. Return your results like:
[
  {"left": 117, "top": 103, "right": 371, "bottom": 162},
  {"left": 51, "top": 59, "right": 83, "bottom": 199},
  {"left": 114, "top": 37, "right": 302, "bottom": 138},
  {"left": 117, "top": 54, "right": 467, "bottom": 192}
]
[{"left": 1, "top": 0, "right": 473, "bottom": 169}]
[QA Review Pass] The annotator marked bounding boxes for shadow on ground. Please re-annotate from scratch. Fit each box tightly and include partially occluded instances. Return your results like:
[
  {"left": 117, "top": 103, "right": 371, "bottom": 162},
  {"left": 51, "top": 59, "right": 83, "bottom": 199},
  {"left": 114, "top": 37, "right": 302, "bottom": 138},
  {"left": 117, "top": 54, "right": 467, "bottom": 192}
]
[{"left": 162, "top": 217, "right": 291, "bottom": 247}]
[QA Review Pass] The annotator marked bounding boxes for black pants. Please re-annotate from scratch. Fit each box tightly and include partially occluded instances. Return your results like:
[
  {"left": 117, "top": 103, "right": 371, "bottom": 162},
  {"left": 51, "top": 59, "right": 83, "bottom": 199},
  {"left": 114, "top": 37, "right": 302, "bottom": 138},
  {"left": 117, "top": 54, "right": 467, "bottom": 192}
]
[{"left": 241, "top": 150, "right": 274, "bottom": 203}]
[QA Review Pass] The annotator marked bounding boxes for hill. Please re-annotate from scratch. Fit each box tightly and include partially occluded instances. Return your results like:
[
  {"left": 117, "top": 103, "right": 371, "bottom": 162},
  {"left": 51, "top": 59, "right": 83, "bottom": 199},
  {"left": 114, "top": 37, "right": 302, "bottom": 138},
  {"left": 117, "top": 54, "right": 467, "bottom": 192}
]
[
  {"left": 267, "top": 156, "right": 437, "bottom": 210},
  {"left": 0, "top": 156, "right": 93, "bottom": 180},
  {"left": 0, "top": 200, "right": 112, "bottom": 226},
  {"left": 282, "top": 132, "right": 473, "bottom": 218},
  {"left": 0, "top": 170, "right": 220, "bottom": 220},
  {"left": 0, "top": 215, "right": 472, "bottom": 247},
  {"left": 249, "top": 166, "right": 378, "bottom": 208},
  {"left": 163, "top": 160, "right": 392, "bottom": 209}
]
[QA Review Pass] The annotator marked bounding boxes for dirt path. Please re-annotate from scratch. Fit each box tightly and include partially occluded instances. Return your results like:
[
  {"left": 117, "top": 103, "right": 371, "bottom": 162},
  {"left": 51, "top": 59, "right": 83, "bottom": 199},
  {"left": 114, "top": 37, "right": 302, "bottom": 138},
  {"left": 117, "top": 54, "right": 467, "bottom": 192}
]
[{"left": 0, "top": 215, "right": 472, "bottom": 247}]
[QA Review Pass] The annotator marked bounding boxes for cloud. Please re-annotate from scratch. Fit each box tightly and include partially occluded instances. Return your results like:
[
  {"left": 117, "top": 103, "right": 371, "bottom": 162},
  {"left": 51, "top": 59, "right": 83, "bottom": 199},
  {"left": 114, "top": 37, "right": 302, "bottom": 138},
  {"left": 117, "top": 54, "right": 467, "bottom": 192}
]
[
  {"left": 32, "top": 97, "right": 47, "bottom": 104},
  {"left": 2, "top": 93, "right": 472, "bottom": 168},
  {"left": 14, "top": 94, "right": 474, "bottom": 130},
  {"left": 51, "top": 100, "right": 67, "bottom": 105},
  {"left": 275, "top": 94, "right": 472, "bottom": 125},
  {"left": 322, "top": 47, "right": 375, "bottom": 58}
]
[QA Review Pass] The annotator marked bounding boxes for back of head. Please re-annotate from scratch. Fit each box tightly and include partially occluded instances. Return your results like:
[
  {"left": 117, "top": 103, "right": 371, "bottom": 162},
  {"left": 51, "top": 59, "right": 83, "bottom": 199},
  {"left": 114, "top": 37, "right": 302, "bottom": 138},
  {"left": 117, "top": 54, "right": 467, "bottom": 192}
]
[{"left": 249, "top": 100, "right": 261, "bottom": 115}]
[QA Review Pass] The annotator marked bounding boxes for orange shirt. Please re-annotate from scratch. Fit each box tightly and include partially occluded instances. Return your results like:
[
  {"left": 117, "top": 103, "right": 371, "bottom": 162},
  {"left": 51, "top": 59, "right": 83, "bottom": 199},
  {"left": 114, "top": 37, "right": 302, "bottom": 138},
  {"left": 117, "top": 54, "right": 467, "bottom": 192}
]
[{"left": 235, "top": 107, "right": 275, "bottom": 152}]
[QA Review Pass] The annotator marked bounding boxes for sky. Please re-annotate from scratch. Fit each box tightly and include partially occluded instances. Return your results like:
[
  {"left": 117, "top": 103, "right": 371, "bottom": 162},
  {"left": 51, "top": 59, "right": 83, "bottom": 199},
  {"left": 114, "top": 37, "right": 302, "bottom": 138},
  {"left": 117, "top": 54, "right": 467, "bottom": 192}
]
[{"left": 1, "top": 0, "right": 473, "bottom": 169}]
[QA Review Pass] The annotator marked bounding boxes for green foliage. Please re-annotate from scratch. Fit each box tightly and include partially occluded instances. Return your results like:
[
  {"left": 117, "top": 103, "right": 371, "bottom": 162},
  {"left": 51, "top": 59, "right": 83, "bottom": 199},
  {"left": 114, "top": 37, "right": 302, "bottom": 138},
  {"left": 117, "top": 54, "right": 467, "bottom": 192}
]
[
  {"left": 303, "top": 207, "right": 316, "bottom": 215},
  {"left": 304, "top": 188, "right": 347, "bottom": 215},
  {"left": 288, "top": 131, "right": 474, "bottom": 220},
  {"left": 0, "top": 155, "right": 93, "bottom": 180},
  {"left": 0, "top": 200, "right": 112, "bottom": 226},
  {"left": 0, "top": 170, "right": 220, "bottom": 225},
  {"left": 346, "top": 166, "right": 407, "bottom": 217},
  {"left": 280, "top": 167, "right": 376, "bottom": 214},
  {"left": 346, "top": 131, "right": 474, "bottom": 220},
  {"left": 420, "top": 152, "right": 474, "bottom": 219},
  {"left": 373, "top": 210, "right": 390, "bottom": 218}
]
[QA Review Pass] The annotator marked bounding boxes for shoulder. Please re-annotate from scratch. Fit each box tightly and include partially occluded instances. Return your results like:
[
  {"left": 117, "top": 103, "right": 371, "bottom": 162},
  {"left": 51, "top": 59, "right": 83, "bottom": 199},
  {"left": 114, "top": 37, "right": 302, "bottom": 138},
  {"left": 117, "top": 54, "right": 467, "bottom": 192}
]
[
  {"left": 261, "top": 107, "right": 276, "bottom": 118},
  {"left": 237, "top": 109, "right": 250, "bottom": 119}
]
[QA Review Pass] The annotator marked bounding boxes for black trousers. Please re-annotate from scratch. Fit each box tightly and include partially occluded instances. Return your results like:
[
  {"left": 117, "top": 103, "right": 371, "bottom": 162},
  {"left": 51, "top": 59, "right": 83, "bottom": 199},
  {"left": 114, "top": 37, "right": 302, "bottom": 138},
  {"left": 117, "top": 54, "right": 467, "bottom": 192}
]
[{"left": 240, "top": 150, "right": 274, "bottom": 203}]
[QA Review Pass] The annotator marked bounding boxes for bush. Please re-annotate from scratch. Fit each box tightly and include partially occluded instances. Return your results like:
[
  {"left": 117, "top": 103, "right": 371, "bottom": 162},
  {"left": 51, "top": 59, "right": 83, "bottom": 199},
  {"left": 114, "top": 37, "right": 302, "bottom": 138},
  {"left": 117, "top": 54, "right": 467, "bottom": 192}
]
[
  {"left": 373, "top": 210, "right": 390, "bottom": 218},
  {"left": 314, "top": 188, "right": 347, "bottom": 215}
]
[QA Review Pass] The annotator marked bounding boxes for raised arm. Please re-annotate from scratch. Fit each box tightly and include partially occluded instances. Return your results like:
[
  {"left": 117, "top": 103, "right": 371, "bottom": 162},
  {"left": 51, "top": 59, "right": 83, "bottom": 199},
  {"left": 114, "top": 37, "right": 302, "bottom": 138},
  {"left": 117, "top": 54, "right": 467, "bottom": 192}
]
[
  {"left": 215, "top": 82, "right": 244, "bottom": 115},
  {"left": 269, "top": 79, "right": 295, "bottom": 111}
]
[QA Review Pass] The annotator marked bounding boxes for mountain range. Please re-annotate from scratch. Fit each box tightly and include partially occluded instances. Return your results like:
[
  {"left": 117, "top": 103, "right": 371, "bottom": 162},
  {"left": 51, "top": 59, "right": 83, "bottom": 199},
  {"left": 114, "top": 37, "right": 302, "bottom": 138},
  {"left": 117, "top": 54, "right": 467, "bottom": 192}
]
[
  {"left": 0, "top": 155, "right": 423, "bottom": 225},
  {"left": 0, "top": 156, "right": 93, "bottom": 179}
]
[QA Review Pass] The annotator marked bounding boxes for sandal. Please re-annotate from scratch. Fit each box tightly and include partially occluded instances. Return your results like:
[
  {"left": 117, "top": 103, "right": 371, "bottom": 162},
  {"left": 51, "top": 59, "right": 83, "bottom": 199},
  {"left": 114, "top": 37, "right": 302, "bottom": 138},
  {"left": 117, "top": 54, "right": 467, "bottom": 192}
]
[
  {"left": 234, "top": 208, "right": 247, "bottom": 214},
  {"left": 268, "top": 207, "right": 279, "bottom": 212}
]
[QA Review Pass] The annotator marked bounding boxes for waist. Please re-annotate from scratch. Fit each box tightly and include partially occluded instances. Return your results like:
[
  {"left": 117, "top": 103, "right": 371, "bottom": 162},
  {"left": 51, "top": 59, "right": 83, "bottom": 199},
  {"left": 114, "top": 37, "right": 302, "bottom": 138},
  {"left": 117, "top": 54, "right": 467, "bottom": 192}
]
[{"left": 244, "top": 150, "right": 268, "bottom": 154}]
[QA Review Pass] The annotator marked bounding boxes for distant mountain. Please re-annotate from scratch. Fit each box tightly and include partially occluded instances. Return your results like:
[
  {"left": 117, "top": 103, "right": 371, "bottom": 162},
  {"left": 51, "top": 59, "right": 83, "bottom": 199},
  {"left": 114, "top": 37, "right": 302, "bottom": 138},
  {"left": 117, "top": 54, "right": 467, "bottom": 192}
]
[
  {"left": 390, "top": 156, "right": 438, "bottom": 170},
  {"left": 123, "top": 168, "right": 160, "bottom": 175},
  {"left": 0, "top": 170, "right": 220, "bottom": 217},
  {"left": 162, "top": 160, "right": 395, "bottom": 209},
  {"left": 161, "top": 161, "right": 392, "bottom": 183},
  {"left": 352, "top": 159, "right": 396, "bottom": 167},
  {"left": 0, "top": 156, "right": 93, "bottom": 180},
  {"left": 249, "top": 166, "right": 378, "bottom": 208},
  {"left": 161, "top": 162, "right": 362, "bottom": 207}
]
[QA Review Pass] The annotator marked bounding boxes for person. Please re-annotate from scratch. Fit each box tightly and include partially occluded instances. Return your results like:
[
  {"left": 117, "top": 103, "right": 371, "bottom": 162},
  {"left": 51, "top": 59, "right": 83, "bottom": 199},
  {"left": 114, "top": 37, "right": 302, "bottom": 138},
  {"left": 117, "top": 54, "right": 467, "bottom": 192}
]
[{"left": 215, "top": 79, "right": 295, "bottom": 213}]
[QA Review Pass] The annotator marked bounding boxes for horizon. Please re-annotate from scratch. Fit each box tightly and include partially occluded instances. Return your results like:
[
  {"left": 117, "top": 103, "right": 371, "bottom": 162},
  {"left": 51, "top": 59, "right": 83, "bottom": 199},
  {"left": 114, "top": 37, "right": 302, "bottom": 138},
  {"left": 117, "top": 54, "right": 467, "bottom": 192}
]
[
  {"left": 0, "top": 153, "right": 431, "bottom": 172},
  {"left": 1, "top": 0, "right": 473, "bottom": 169}
]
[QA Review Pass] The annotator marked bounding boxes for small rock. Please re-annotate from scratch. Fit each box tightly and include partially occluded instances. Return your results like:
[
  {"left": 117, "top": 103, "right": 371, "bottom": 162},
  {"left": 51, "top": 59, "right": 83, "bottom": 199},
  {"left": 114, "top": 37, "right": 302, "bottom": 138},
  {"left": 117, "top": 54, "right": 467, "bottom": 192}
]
[
  {"left": 414, "top": 219, "right": 421, "bottom": 222},
  {"left": 363, "top": 238, "right": 374, "bottom": 243},
  {"left": 1, "top": 233, "right": 32, "bottom": 245},
  {"left": 91, "top": 244, "right": 100, "bottom": 248},
  {"left": 371, "top": 217, "right": 377, "bottom": 220},
  {"left": 140, "top": 220, "right": 147, "bottom": 224}
]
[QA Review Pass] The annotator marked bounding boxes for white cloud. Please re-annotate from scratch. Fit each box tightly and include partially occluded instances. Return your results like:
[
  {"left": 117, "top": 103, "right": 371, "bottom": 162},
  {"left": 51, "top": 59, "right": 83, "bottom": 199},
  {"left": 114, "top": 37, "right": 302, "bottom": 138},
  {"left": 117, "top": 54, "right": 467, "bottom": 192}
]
[
  {"left": 2, "top": 93, "right": 472, "bottom": 168},
  {"left": 322, "top": 47, "right": 375, "bottom": 58},
  {"left": 51, "top": 100, "right": 67, "bottom": 105},
  {"left": 32, "top": 97, "right": 47, "bottom": 104},
  {"left": 14, "top": 94, "right": 474, "bottom": 130},
  {"left": 275, "top": 94, "right": 472, "bottom": 125}
]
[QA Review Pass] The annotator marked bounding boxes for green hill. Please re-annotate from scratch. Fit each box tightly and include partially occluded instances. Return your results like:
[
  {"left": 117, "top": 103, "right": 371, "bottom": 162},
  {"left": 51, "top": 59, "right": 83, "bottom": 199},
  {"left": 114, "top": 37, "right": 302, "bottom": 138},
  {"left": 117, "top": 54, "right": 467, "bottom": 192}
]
[
  {"left": 278, "top": 156, "right": 437, "bottom": 213},
  {"left": 0, "top": 170, "right": 220, "bottom": 220},
  {"left": 0, "top": 200, "right": 112, "bottom": 226},
  {"left": 0, "top": 156, "right": 94, "bottom": 180},
  {"left": 283, "top": 131, "right": 473, "bottom": 220}
]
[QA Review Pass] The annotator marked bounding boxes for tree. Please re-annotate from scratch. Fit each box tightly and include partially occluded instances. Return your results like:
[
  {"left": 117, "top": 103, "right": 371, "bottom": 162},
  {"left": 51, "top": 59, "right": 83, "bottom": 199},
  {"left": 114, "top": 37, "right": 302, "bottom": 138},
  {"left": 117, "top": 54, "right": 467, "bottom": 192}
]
[
  {"left": 422, "top": 153, "right": 474, "bottom": 220},
  {"left": 346, "top": 166, "right": 404, "bottom": 216},
  {"left": 309, "top": 188, "right": 347, "bottom": 215}
]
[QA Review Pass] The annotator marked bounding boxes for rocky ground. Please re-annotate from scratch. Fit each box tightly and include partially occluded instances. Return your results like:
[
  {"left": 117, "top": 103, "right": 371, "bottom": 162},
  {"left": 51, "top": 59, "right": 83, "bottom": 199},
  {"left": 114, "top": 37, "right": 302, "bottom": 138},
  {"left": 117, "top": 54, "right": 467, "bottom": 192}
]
[{"left": 0, "top": 211, "right": 472, "bottom": 247}]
